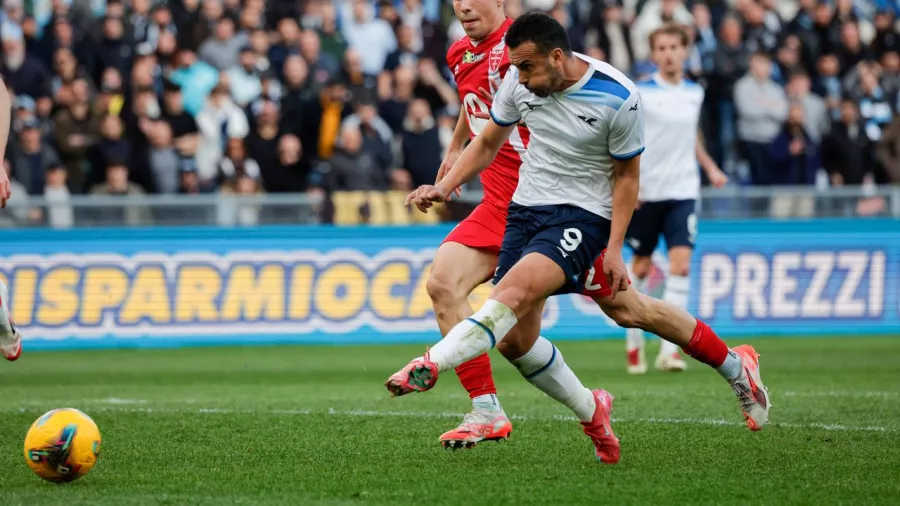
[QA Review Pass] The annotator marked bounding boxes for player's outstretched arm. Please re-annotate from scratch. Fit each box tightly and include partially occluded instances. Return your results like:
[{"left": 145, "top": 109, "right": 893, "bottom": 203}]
[
  {"left": 605, "top": 154, "right": 641, "bottom": 297},
  {"left": 0, "top": 79, "right": 12, "bottom": 209}
]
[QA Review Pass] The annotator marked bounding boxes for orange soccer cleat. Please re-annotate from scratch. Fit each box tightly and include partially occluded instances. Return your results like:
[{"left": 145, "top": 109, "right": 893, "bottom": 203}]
[
  {"left": 439, "top": 410, "right": 513, "bottom": 450},
  {"left": 728, "top": 345, "right": 771, "bottom": 431}
]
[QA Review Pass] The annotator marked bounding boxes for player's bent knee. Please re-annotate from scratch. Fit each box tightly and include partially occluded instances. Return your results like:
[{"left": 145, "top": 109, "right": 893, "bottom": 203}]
[{"left": 425, "top": 272, "right": 462, "bottom": 305}]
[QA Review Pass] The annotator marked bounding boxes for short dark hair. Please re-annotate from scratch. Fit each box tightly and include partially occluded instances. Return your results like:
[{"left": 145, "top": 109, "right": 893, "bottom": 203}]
[{"left": 505, "top": 12, "right": 572, "bottom": 55}]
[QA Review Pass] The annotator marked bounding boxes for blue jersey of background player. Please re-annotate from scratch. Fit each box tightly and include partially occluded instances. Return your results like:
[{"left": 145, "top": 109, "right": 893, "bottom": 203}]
[{"left": 624, "top": 23, "right": 730, "bottom": 375}]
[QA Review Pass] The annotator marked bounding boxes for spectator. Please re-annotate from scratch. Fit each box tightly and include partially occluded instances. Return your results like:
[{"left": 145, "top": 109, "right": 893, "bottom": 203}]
[
  {"left": 87, "top": 114, "right": 131, "bottom": 191},
  {"left": 341, "top": 48, "right": 377, "bottom": 100},
  {"left": 768, "top": 103, "right": 821, "bottom": 186},
  {"left": 147, "top": 120, "right": 181, "bottom": 194},
  {"left": 342, "top": 0, "right": 396, "bottom": 77},
  {"left": 814, "top": 53, "right": 844, "bottom": 119},
  {"left": 871, "top": 10, "right": 898, "bottom": 58},
  {"left": 301, "top": 80, "right": 352, "bottom": 161},
  {"left": 246, "top": 99, "right": 285, "bottom": 192},
  {"left": 11, "top": 116, "right": 61, "bottom": 195},
  {"left": 812, "top": 2, "right": 841, "bottom": 57},
  {"left": 741, "top": 0, "right": 782, "bottom": 55},
  {"left": 383, "top": 24, "right": 420, "bottom": 73},
  {"left": 50, "top": 48, "right": 92, "bottom": 112},
  {"left": 298, "top": 28, "right": 341, "bottom": 93},
  {"left": 631, "top": 0, "right": 693, "bottom": 64},
  {"left": 195, "top": 81, "right": 249, "bottom": 185},
  {"left": 735, "top": 52, "right": 789, "bottom": 185},
  {"left": 145, "top": 4, "right": 178, "bottom": 53},
  {"left": 876, "top": 114, "right": 900, "bottom": 182},
  {"left": 1, "top": 23, "right": 52, "bottom": 118},
  {"left": 836, "top": 21, "right": 870, "bottom": 75},
  {"left": 89, "top": 160, "right": 151, "bottom": 226},
  {"left": 272, "top": 134, "right": 312, "bottom": 193},
  {"left": 44, "top": 162, "right": 73, "bottom": 229},
  {"left": 280, "top": 54, "right": 313, "bottom": 134},
  {"left": 342, "top": 98, "right": 394, "bottom": 147},
  {"left": 710, "top": 14, "right": 750, "bottom": 169},
  {"left": 198, "top": 16, "right": 245, "bottom": 72},
  {"left": 269, "top": 18, "right": 300, "bottom": 74},
  {"left": 317, "top": 2, "right": 348, "bottom": 65},
  {"left": 96, "top": 68, "right": 127, "bottom": 117},
  {"left": 227, "top": 46, "right": 263, "bottom": 107},
  {"left": 824, "top": 99, "right": 877, "bottom": 186},
  {"left": 380, "top": 64, "right": 416, "bottom": 133},
  {"left": 398, "top": 98, "right": 442, "bottom": 189},
  {"left": 412, "top": 58, "right": 458, "bottom": 118},
  {"left": 786, "top": 72, "right": 829, "bottom": 143},
  {"left": 595, "top": 4, "right": 634, "bottom": 76},
  {"left": 854, "top": 65, "right": 894, "bottom": 144},
  {"left": 52, "top": 78, "right": 100, "bottom": 191},
  {"left": 97, "top": 14, "right": 134, "bottom": 83},
  {"left": 128, "top": 0, "right": 154, "bottom": 45},
  {"left": 218, "top": 138, "right": 261, "bottom": 188},
  {"left": 169, "top": 46, "right": 219, "bottom": 116},
  {"left": 321, "top": 125, "right": 389, "bottom": 191},
  {"left": 247, "top": 28, "right": 272, "bottom": 75},
  {"left": 160, "top": 80, "right": 200, "bottom": 163}
]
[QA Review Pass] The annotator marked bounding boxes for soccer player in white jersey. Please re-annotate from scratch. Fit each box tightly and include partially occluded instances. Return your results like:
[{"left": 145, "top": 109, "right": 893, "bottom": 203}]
[
  {"left": 0, "top": 78, "right": 23, "bottom": 361},
  {"left": 387, "top": 13, "right": 771, "bottom": 462},
  {"left": 624, "top": 23, "right": 730, "bottom": 374}
]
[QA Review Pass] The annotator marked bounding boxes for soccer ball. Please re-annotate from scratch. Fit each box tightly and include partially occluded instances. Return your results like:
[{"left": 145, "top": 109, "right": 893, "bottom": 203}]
[{"left": 23, "top": 408, "right": 102, "bottom": 483}]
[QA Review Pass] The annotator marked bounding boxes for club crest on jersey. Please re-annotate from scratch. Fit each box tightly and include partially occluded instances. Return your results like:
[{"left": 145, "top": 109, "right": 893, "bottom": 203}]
[
  {"left": 462, "top": 50, "right": 485, "bottom": 64},
  {"left": 489, "top": 43, "right": 504, "bottom": 73}
]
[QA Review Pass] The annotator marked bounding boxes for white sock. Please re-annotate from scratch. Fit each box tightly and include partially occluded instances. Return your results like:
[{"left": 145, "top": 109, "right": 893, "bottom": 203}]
[
  {"left": 472, "top": 394, "right": 502, "bottom": 412},
  {"left": 717, "top": 349, "right": 743, "bottom": 380},
  {"left": 659, "top": 274, "right": 690, "bottom": 357},
  {"left": 625, "top": 275, "right": 648, "bottom": 351},
  {"left": 426, "top": 299, "right": 517, "bottom": 372},
  {"left": 511, "top": 337, "right": 596, "bottom": 422}
]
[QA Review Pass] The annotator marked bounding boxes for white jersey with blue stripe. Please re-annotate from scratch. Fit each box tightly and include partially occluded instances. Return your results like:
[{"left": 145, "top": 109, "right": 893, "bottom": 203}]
[
  {"left": 489, "top": 53, "right": 644, "bottom": 220},
  {"left": 636, "top": 73, "right": 704, "bottom": 202}
]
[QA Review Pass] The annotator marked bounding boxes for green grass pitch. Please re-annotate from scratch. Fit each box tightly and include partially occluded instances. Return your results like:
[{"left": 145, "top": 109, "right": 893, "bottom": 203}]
[{"left": 1, "top": 337, "right": 899, "bottom": 505}]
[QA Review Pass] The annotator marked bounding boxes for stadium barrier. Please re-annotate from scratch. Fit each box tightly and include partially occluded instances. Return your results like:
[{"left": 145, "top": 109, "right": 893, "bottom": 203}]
[
  {"left": 1, "top": 185, "right": 899, "bottom": 229},
  {"left": 1, "top": 218, "right": 898, "bottom": 351}
]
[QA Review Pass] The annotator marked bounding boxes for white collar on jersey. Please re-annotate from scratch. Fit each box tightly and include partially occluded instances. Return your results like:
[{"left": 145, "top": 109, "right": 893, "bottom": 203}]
[
  {"left": 558, "top": 53, "right": 596, "bottom": 95},
  {"left": 652, "top": 71, "right": 687, "bottom": 89}
]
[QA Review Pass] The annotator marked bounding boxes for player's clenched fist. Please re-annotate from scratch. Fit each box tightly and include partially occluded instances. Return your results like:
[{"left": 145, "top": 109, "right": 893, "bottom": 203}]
[{"left": 405, "top": 184, "right": 450, "bottom": 213}]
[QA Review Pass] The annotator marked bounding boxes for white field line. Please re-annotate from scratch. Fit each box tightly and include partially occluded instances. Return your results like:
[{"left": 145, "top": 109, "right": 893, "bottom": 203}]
[{"left": 5, "top": 402, "right": 894, "bottom": 434}]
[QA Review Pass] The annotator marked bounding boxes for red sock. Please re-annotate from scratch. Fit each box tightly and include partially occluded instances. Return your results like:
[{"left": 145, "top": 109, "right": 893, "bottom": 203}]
[
  {"left": 455, "top": 353, "right": 497, "bottom": 399},
  {"left": 682, "top": 320, "right": 729, "bottom": 368}
]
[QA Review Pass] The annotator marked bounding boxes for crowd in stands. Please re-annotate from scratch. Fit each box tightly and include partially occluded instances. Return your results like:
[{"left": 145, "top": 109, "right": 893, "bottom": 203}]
[{"left": 1, "top": 0, "right": 899, "bottom": 226}]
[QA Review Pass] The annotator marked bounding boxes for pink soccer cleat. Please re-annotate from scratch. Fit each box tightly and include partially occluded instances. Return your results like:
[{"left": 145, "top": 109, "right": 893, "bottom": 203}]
[
  {"left": 728, "top": 345, "right": 770, "bottom": 431},
  {"left": 384, "top": 354, "right": 439, "bottom": 397},
  {"left": 581, "top": 389, "right": 620, "bottom": 464},
  {"left": 439, "top": 410, "right": 513, "bottom": 449},
  {"left": 0, "top": 282, "right": 22, "bottom": 361}
]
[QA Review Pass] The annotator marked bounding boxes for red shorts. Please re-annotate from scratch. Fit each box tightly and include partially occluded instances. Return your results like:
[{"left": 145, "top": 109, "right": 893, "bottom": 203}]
[
  {"left": 442, "top": 203, "right": 507, "bottom": 254},
  {"left": 442, "top": 204, "right": 627, "bottom": 298}
]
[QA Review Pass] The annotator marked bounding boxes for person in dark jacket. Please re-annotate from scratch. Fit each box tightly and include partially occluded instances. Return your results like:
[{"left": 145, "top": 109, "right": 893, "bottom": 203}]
[
  {"left": 322, "top": 125, "right": 388, "bottom": 191},
  {"left": 823, "top": 99, "right": 876, "bottom": 186},
  {"left": 768, "top": 103, "right": 821, "bottom": 186},
  {"left": 398, "top": 98, "right": 441, "bottom": 189},
  {"left": 709, "top": 14, "right": 750, "bottom": 168}
]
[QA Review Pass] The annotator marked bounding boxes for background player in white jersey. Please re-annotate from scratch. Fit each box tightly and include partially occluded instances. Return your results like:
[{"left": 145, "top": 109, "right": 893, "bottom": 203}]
[
  {"left": 625, "top": 23, "right": 729, "bottom": 374},
  {"left": 387, "top": 13, "right": 770, "bottom": 463},
  {"left": 0, "top": 78, "right": 23, "bottom": 361}
]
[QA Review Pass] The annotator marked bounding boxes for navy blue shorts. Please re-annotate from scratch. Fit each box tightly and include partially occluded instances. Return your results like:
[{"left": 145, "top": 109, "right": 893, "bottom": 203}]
[
  {"left": 625, "top": 199, "right": 697, "bottom": 257},
  {"left": 493, "top": 203, "right": 611, "bottom": 295}
]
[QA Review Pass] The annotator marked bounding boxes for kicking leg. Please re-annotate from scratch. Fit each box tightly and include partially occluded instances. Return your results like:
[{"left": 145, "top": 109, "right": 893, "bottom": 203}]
[
  {"left": 0, "top": 281, "right": 22, "bottom": 361},
  {"left": 426, "top": 242, "right": 511, "bottom": 448},
  {"left": 594, "top": 288, "right": 770, "bottom": 431},
  {"left": 625, "top": 255, "right": 652, "bottom": 374}
]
